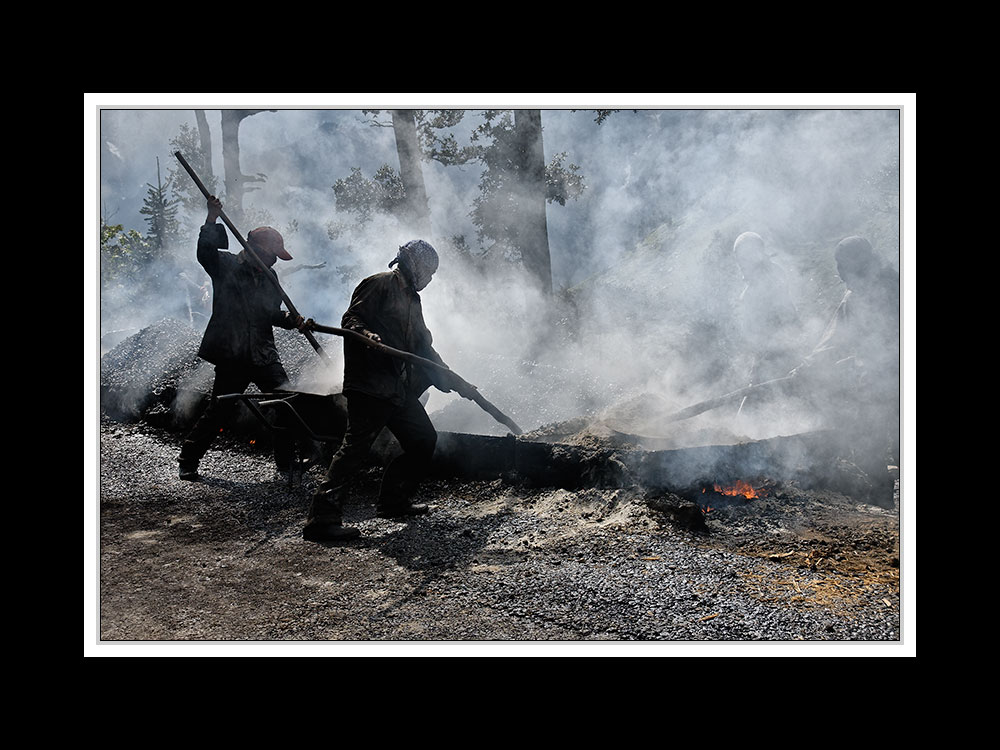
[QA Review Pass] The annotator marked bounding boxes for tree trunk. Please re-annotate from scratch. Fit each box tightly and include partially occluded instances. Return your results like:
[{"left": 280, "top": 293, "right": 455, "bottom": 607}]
[
  {"left": 220, "top": 109, "right": 273, "bottom": 226},
  {"left": 221, "top": 110, "right": 248, "bottom": 225},
  {"left": 390, "top": 109, "right": 431, "bottom": 238},
  {"left": 194, "top": 109, "right": 214, "bottom": 180},
  {"left": 514, "top": 110, "right": 552, "bottom": 295}
]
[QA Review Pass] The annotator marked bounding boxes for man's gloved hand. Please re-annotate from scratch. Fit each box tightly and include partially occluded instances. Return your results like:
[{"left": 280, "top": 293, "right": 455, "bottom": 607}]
[
  {"left": 206, "top": 195, "right": 223, "bottom": 224},
  {"left": 455, "top": 381, "right": 479, "bottom": 400},
  {"left": 284, "top": 313, "right": 315, "bottom": 332},
  {"left": 437, "top": 369, "right": 477, "bottom": 399}
]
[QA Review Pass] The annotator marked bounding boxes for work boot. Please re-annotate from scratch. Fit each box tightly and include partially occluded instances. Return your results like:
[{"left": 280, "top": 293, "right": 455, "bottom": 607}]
[
  {"left": 376, "top": 494, "right": 430, "bottom": 519},
  {"left": 376, "top": 471, "right": 429, "bottom": 519},
  {"left": 178, "top": 462, "right": 200, "bottom": 481},
  {"left": 303, "top": 487, "right": 360, "bottom": 543}
]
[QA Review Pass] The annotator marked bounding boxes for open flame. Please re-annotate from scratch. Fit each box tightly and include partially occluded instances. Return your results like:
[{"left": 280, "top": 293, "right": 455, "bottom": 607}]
[
  {"left": 712, "top": 479, "right": 760, "bottom": 499},
  {"left": 698, "top": 478, "right": 772, "bottom": 514}
]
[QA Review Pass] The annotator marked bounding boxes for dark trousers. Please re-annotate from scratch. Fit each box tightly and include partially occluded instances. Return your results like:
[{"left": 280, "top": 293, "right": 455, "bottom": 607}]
[
  {"left": 825, "top": 393, "right": 899, "bottom": 507},
  {"left": 179, "top": 361, "right": 292, "bottom": 470},
  {"left": 318, "top": 390, "right": 437, "bottom": 506}
]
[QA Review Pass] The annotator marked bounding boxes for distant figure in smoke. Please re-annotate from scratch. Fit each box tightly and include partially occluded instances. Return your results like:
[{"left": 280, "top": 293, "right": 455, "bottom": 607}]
[
  {"left": 789, "top": 235, "right": 900, "bottom": 508},
  {"left": 302, "top": 240, "right": 465, "bottom": 543},
  {"left": 731, "top": 231, "right": 801, "bottom": 395},
  {"left": 177, "top": 196, "right": 306, "bottom": 481}
]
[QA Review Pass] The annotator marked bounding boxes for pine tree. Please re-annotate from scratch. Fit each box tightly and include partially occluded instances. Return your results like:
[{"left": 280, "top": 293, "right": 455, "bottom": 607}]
[
  {"left": 168, "top": 121, "right": 218, "bottom": 218},
  {"left": 140, "top": 157, "right": 181, "bottom": 251},
  {"left": 100, "top": 220, "right": 152, "bottom": 290}
]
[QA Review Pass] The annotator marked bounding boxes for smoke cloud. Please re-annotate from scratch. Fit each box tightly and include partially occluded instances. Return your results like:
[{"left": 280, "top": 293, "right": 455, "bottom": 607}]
[{"left": 96, "top": 104, "right": 903, "bottom": 457}]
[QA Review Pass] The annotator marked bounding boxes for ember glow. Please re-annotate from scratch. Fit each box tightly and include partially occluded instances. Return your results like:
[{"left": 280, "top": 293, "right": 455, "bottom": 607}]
[
  {"left": 695, "top": 477, "right": 773, "bottom": 513},
  {"left": 713, "top": 480, "right": 760, "bottom": 499}
]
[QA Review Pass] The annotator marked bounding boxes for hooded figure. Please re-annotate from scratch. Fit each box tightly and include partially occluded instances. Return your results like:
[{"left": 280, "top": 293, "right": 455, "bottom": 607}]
[
  {"left": 303, "top": 239, "right": 462, "bottom": 543},
  {"left": 177, "top": 197, "right": 303, "bottom": 481},
  {"left": 731, "top": 231, "right": 801, "bottom": 389},
  {"left": 389, "top": 239, "right": 439, "bottom": 291},
  {"left": 790, "top": 235, "right": 900, "bottom": 508}
]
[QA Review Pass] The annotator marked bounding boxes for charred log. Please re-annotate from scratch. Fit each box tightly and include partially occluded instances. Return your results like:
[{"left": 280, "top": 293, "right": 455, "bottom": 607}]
[{"left": 644, "top": 489, "right": 709, "bottom": 532}]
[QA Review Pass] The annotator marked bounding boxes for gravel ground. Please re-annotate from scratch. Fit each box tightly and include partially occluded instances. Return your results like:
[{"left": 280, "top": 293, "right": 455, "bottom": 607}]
[{"left": 89, "top": 417, "right": 909, "bottom": 655}]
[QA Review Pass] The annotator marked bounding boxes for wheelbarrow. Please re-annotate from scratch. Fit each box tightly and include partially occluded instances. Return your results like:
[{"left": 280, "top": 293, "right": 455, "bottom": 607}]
[
  {"left": 216, "top": 389, "right": 524, "bottom": 481},
  {"left": 216, "top": 390, "right": 348, "bottom": 470}
]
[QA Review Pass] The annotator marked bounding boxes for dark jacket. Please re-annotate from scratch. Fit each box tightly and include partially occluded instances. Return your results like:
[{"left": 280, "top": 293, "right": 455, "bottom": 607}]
[
  {"left": 196, "top": 223, "right": 296, "bottom": 367},
  {"left": 798, "top": 265, "right": 900, "bottom": 415},
  {"left": 341, "top": 270, "right": 448, "bottom": 405},
  {"left": 806, "top": 267, "right": 899, "bottom": 377}
]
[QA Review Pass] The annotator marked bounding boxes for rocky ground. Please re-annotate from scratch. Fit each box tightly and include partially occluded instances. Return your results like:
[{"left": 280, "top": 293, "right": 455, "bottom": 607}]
[{"left": 91, "top": 415, "right": 907, "bottom": 654}]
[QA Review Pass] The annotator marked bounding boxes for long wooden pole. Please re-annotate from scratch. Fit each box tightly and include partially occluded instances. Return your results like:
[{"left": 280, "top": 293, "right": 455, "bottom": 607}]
[
  {"left": 662, "top": 375, "right": 796, "bottom": 424},
  {"left": 173, "top": 151, "right": 330, "bottom": 362},
  {"left": 310, "top": 323, "right": 523, "bottom": 436}
]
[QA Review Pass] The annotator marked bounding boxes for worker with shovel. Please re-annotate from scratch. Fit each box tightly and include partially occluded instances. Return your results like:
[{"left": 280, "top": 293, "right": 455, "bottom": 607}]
[
  {"left": 177, "top": 196, "right": 306, "bottom": 482},
  {"left": 787, "top": 235, "right": 900, "bottom": 508},
  {"left": 659, "top": 236, "right": 899, "bottom": 509},
  {"left": 302, "top": 240, "right": 466, "bottom": 543}
]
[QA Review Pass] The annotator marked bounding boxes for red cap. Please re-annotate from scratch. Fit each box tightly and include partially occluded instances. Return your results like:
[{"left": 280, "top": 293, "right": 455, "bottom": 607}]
[{"left": 247, "top": 227, "right": 292, "bottom": 260}]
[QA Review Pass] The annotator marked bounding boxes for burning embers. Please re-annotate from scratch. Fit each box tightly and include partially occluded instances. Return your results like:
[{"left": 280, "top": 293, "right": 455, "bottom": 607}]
[
  {"left": 711, "top": 479, "right": 760, "bottom": 499},
  {"left": 698, "top": 478, "right": 774, "bottom": 512}
]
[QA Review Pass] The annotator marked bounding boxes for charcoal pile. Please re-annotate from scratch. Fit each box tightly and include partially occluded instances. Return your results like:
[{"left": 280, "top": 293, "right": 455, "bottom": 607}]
[
  {"left": 99, "top": 317, "right": 333, "bottom": 430},
  {"left": 520, "top": 391, "right": 755, "bottom": 452},
  {"left": 100, "top": 318, "right": 209, "bottom": 426}
]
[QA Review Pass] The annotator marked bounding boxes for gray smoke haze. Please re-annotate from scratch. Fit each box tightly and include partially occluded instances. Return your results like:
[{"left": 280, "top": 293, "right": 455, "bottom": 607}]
[{"left": 95, "top": 102, "right": 905, "bottom": 446}]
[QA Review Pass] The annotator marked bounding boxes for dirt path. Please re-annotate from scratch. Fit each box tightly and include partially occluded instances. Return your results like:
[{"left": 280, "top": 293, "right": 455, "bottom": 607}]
[{"left": 91, "top": 419, "right": 906, "bottom": 653}]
